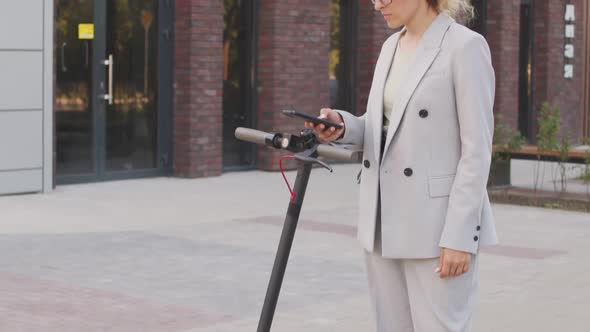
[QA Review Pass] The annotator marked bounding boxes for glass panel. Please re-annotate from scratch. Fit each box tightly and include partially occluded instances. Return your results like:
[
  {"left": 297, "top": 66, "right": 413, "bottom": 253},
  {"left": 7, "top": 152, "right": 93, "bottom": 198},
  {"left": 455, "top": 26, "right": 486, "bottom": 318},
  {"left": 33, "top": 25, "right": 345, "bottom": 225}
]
[
  {"left": 106, "top": 0, "right": 159, "bottom": 171},
  {"left": 329, "top": 0, "right": 342, "bottom": 109},
  {"left": 329, "top": 0, "right": 355, "bottom": 112},
  {"left": 55, "top": 0, "right": 94, "bottom": 176},
  {"left": 223, "top": 0, "right": 255, "bottom": 168},
  {"left": 469, "top": 0, "right": 487, "bottom": 36},
  {"left": 518, "top": 2, "right": 533, "bottom": 141}
]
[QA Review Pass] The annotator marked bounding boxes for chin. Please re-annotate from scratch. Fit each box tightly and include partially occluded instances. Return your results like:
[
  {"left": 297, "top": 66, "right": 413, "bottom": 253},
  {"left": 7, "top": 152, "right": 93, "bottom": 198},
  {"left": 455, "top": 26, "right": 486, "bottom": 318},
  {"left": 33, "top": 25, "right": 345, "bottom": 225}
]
[{"left": 386, "top": 21, "right": 404, "bottom": 30}]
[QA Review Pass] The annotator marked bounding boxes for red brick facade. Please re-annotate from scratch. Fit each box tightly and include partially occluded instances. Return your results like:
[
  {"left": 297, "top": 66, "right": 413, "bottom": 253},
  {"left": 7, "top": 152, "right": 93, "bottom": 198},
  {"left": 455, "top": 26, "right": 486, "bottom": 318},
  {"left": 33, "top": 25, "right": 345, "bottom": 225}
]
[
  {"left": 531, "top": 0, "right": 587, "bottom": 141},
  {"left": 173, "top": 0, "right": 224, "bottom": 178},
  {"left": 255, "top": 0, "right": 331, "bottom": 171},
  {"left": 486, "top": 0, "right": 521, "bottom": 130},
  {"left": 484, "top": 1, "right": 588, "bottom": 141},
  {"left": 172, "top": 0, "right": 589, "bottom": 178}
]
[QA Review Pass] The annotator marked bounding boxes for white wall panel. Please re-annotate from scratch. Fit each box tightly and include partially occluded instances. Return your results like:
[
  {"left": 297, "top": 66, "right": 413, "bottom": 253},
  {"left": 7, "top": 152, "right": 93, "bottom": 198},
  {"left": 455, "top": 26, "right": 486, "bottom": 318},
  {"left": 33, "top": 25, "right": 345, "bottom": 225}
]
[
  {"left": 0, "top": 0, "right": 43, "bottom": 50},
  {"left": 0, "top": 169, "right": 42, "bottom": 195},
  {"left": 0, "top": 111, "right": 43, "bottom": 170},
  {"left": 0, "top": 52, "right": 43, "bottom": 110}
]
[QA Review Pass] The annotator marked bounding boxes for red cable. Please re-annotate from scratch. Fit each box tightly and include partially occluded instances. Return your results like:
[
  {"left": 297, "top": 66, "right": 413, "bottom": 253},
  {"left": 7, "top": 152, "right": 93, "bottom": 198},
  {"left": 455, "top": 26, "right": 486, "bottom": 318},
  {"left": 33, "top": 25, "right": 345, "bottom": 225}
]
[{"left": 279, "top": 155, "right": 296, "bottom": 202}]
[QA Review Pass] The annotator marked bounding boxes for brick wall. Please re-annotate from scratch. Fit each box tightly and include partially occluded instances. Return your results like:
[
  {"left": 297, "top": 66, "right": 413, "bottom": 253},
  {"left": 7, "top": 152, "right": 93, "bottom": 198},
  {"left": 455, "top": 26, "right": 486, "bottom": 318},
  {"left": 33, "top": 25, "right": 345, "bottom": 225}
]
[
  {"left": 533, "top": 0, "right": 586, "bottom": 141},
  {"left": 173, "top": 0, "right": 224, "bottom": 178},
  {"left": 485, "top": 0, "right": 521, "bottom": 131},
  {"left": 169, "top": 0, "right": 589, "bottom": 179},
  {"left": 255, "top": 0, "right": 331, "bottom": 171}
]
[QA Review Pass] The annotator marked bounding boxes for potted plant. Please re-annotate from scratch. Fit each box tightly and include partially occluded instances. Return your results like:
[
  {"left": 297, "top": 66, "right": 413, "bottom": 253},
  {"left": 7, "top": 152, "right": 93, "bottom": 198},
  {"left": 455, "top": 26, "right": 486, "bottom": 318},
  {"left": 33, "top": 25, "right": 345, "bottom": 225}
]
[{"left": 488, "top": 113, "right": 525, "bottom": 187}]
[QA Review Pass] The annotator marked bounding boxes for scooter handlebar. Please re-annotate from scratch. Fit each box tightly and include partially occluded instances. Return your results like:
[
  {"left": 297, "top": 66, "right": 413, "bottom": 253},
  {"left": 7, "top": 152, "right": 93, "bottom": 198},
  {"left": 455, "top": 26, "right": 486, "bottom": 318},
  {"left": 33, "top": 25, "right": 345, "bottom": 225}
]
[
  {"left": 235, "top": 127, "right": 362, "bottom": 163},
  {"left": 235, "top": 127, "right": 274, "bottom": 146},
  {"left": 316, "top": 144, "right": 362, "bottom": 162}
]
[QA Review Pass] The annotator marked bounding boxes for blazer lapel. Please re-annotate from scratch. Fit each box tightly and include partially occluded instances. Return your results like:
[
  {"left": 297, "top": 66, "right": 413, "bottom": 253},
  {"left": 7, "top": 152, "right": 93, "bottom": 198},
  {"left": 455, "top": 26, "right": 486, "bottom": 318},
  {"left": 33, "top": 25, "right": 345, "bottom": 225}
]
[
  {"left": 380, "top": 13, "right": 454, "bottom": 165},
  {"left": 370, "top": 32, "right": 401, "bottom": 159}
]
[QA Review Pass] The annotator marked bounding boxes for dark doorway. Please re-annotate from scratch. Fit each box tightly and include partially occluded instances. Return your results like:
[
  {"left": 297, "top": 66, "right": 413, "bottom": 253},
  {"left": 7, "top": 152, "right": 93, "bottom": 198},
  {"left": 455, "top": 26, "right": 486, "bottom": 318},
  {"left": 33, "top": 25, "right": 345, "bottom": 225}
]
[
  {"left": 469, "top": 0, "right": 488, "bottom": 36},
  {"left": 329, "top": 0, "right": 358, "bottom": 114},
  {"left": 518, "top": 0, "right": 535, "bottom": 142},
  {"left": 55, "top": 0, "right": 173, "bottom": 184},
  {"left": 222, "top": 0, "right": 258, "bottom": 170}
]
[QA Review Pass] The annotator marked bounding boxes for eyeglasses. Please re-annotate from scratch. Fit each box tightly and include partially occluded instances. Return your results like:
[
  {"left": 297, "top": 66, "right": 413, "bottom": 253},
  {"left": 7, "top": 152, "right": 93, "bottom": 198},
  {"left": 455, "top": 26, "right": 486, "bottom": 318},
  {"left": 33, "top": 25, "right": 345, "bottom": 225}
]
[{"left": 371, "top": 0, "right": 392, "bottom": 5}]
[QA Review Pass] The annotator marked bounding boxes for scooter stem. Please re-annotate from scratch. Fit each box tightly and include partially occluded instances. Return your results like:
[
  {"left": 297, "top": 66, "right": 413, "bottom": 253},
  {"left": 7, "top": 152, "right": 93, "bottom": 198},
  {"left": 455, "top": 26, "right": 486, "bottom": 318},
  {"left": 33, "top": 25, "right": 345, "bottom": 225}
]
[{"left": 257, "top": 161, "right": 313, "bottom": 332}]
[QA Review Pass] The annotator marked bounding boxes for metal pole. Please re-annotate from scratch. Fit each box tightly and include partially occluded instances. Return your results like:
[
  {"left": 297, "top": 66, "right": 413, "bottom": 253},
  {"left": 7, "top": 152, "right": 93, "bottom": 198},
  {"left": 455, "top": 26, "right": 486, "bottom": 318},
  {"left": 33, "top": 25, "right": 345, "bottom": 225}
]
[{"left": 257, "top": 161, "right": 313, "bottom": 332}]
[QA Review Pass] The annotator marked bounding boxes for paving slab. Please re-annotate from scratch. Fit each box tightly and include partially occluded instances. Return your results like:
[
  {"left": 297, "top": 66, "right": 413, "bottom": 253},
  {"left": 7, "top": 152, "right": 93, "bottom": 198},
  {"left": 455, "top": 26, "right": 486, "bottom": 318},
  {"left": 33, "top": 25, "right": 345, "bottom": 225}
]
[{"left": 0, "top": 164, "right": 589, "bottom": 331}]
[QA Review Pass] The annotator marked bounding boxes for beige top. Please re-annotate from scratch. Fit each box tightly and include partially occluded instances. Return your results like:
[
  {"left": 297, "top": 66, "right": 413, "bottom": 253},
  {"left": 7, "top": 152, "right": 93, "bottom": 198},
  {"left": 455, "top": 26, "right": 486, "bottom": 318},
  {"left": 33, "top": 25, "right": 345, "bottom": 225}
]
[{"left": 383, "top": 37, "right": 415, "bottom": 130}]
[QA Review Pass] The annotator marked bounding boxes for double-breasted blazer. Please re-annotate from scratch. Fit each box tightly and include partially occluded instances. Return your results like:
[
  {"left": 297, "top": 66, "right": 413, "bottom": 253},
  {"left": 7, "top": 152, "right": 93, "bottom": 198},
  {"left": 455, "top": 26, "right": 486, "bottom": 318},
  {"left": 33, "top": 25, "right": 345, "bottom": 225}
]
[{"left": 334, "top": 13, "right": 498, "bottom": 258}]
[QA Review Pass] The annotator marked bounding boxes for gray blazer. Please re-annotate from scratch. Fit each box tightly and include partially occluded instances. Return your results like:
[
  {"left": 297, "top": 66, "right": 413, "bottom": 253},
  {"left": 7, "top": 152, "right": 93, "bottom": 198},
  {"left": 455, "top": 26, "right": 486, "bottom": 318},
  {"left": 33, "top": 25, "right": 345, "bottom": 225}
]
[{"left": 335, "top": 13, "right": 498, "bottom": 258}]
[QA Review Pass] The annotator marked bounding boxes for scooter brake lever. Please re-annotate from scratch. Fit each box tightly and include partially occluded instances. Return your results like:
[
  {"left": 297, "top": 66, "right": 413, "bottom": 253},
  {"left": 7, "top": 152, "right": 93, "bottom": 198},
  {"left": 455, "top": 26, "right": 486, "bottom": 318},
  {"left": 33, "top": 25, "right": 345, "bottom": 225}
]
[
  {"left": 314, "top": 158, "right": 333, "bottom": 173},
  {"left": 294, "top": 153, "right": 333, "bottom": 172}
]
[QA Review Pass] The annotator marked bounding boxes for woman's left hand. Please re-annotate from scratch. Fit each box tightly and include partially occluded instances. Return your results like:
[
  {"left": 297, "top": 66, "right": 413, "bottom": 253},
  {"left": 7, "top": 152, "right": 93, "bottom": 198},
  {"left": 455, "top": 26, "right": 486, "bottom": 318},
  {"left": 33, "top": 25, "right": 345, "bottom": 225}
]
[{"left": 436, "top": 247, "right": 471, "bottom": 279}]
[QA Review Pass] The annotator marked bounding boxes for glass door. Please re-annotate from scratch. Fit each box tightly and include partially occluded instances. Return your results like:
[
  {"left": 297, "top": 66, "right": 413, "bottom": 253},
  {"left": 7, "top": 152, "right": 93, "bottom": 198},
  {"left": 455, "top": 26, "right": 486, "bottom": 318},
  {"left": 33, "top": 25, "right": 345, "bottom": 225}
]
[
  {"left": 55, "top": 0, "right": 95, "bottom": 177},
  {"left": 55, "top": 0, "right": 172, "bottom": 184},
  {"left": 469, "top": 0, "right": 487, "bottom": 36},
  {"left": 105, "top": 0, "right": 159, "bottom": 172},
  {"left": 329, "top": 0, "right": 358, "bottom": 114},
  {"left": 518, "top": 0, "right": 534, "bottom": 142},
  {"left": 222, "top": 0, "right": 257, "bottom": 169}
]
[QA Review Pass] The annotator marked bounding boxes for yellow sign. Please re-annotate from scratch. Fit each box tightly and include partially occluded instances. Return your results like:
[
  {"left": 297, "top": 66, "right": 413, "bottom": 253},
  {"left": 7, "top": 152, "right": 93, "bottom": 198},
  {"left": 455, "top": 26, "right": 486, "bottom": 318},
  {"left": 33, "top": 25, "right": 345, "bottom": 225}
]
[{"left": 78, "top": 24, "right": 94, "bottom": 40}]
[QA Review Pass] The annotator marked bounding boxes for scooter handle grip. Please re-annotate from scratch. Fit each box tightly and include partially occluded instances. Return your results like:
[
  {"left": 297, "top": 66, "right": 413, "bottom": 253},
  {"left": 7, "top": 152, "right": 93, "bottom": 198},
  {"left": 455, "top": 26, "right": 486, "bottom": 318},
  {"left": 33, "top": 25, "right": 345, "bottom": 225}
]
[
  {"left": 235, "top": 127, "right": 274, "bottom": 146},
  {"left": 317, "top": 144, "right": 363, "bottom": 162}
]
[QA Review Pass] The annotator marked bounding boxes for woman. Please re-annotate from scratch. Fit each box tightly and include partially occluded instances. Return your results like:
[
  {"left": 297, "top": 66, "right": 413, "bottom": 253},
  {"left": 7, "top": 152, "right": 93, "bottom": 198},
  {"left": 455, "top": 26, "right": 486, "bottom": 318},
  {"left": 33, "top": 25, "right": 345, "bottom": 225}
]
[{"left": 305, "top": 0, "right": 498, "bottom": 331}]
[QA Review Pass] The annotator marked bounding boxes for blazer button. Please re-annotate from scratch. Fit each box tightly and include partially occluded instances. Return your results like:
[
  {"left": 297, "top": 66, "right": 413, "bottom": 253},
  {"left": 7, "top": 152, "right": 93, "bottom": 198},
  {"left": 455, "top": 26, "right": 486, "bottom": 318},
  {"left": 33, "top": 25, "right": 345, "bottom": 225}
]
[
  {"left": 364, "top": 160, "right": 371, "bottom": 168},
  {"left": 403, "top": 168, "right": 413, "bottom": 176},
  {"left": 474, "top": 236, "right": 479, "bottom": 242},
  {"left": 419, "top": 109, "right": 429, "bottom": 118},
  {"left": 476, "top": 225, "right": 481, "bottom": 231}
]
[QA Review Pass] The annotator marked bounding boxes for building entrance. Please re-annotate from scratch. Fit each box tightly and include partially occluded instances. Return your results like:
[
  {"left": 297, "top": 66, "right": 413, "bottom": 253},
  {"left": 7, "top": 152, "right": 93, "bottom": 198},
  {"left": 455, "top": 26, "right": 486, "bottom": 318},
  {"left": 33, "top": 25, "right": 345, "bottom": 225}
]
[
  {"left": 55, "top": 0, "right": 173, "bottom": 184},
  {"left": 222, "top": 0, "right": 257, "bottom": 169}
]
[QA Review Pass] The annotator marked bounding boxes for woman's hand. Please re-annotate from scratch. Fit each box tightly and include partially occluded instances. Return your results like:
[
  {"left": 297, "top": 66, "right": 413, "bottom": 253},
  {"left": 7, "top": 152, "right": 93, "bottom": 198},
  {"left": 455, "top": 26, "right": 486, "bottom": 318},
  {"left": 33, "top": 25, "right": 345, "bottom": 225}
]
[
  {"left": 436, "top": 247, "right": 471, "bottom": 278},
  {"left": 304, "top": 108, "right": 345, "bottom": 143}
]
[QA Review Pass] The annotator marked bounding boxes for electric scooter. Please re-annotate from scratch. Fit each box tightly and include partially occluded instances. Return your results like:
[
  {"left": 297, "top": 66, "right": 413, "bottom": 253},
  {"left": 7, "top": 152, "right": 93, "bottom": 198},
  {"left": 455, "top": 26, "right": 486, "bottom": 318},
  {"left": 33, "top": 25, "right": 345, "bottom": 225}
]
[{"left": 235, "top": 125, "right": 362, "bottom": 332}]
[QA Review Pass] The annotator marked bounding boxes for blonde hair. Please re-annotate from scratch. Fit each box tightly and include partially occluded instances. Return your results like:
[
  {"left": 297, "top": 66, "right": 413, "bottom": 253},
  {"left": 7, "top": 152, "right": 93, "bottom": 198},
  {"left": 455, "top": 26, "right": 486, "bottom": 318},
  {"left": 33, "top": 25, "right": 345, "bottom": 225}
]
[{"left": 428, "top": 0, "right": 475, "bottom": 22}]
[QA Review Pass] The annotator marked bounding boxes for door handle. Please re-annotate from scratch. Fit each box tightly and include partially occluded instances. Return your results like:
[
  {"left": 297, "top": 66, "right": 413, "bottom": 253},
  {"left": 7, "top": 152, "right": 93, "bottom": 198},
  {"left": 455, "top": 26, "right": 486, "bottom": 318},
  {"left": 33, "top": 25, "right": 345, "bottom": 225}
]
[
  {"left": 102, "top": 54, "right": 114, "bottom": 104},
  {"left": 61, "top": 42, "right": 67, "bottom": 72},
  {"left": 85, "top": 42, "right": 89, "bottom": 67}
]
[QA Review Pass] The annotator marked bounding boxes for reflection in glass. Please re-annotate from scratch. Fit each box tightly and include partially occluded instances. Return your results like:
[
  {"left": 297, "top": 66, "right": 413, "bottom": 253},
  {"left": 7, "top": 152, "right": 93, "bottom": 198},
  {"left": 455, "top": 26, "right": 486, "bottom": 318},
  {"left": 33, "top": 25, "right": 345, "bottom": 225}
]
[
  {"left": 55, "top": 0, "right": 94, "bottom": 176},
  {"left": 329, "top": 0, "right": 355, "bottom": 112},
  {"left": 329, "top": 0, "right": 342, "bottom": 108},
  {"left": 106, "top": 0, "right": 159, "bottom": 171},
  {"left": 518, "top": 1, "right": 534, "bottom": 141},
  {"left": 223, "top": 0, "right": 255, "bottom": 168},
  {"left": 468, "top": 0, "right": 487, "bottom": 36}
]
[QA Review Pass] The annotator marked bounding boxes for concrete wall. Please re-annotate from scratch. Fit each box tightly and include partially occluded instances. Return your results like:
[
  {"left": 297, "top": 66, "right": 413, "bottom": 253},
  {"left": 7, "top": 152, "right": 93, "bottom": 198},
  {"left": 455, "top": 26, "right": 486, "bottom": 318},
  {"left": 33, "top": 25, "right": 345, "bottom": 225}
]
[{"left": 0, "top": 0, "right": 53, "bottom": 195}]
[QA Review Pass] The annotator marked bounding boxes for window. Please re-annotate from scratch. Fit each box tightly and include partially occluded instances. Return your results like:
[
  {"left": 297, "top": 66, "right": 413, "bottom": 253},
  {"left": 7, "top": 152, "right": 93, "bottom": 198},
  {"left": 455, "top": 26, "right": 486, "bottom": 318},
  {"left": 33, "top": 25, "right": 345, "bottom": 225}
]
[
  {"left": 329, "top": 0, "right": 358, "bottom": 113},
  {"left": 222, "top": 0, "right": 257, "bottom": 169},
  {"left": 518, "top": 0, "right": 535, "bottom": 141},
  {"left": 469, "top": 0, "right": 488, "bottom": 36}
]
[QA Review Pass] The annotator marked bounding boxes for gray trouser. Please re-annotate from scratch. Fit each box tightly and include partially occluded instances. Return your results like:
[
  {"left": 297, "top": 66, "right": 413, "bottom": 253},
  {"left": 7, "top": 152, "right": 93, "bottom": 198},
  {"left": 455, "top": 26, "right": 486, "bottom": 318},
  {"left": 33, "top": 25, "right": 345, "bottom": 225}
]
[{"left": 364, "top": 190, "right": 479, "bottom": 332}]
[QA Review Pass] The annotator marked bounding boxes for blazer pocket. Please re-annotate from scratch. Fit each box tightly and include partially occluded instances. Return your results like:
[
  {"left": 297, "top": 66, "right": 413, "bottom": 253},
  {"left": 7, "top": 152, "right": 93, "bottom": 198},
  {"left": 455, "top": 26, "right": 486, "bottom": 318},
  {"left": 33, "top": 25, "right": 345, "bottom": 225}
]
[{"left": 428, "top": 174, "right": 456, "bottom": 198}]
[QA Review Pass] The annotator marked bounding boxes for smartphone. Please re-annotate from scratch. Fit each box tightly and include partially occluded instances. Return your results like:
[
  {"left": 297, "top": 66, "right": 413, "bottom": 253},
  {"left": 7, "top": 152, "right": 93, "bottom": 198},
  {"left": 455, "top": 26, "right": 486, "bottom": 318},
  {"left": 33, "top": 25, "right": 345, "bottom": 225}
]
[{"left": 282, "top": 109, "right": 343, "bottom": 130}]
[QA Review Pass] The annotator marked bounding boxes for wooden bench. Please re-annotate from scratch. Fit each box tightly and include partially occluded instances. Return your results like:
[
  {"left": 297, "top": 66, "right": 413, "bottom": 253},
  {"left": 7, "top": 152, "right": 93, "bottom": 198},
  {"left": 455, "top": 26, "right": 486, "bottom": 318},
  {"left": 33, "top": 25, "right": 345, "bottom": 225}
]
[{"left": 492, "top": 144, "right": 590, "bottom": 164}]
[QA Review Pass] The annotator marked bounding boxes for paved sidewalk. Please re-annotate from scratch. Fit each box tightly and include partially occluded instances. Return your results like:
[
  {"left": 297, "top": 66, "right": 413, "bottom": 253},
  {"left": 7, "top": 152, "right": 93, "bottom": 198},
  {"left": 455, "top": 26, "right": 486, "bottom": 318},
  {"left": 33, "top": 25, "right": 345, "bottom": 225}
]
[{"left": 0, "top": 164, "right": 589, "bottom": 331}]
